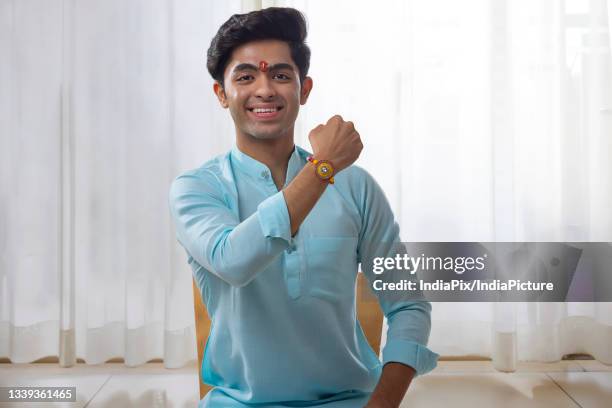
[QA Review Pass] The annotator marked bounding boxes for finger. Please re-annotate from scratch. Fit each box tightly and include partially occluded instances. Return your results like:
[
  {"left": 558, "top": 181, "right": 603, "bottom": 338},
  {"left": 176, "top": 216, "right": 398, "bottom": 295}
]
[
  {"left": 328, "top": 114, "right": 343, "bottom": 124},
  {"left": 310, "top": 124, "right": 323, "bottom": 134}
]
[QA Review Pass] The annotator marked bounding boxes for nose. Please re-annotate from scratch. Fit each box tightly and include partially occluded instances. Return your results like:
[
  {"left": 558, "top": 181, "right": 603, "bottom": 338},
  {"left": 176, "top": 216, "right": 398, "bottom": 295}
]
[{"left": 254, "top": 75, "right": 276, "bottom": 99}]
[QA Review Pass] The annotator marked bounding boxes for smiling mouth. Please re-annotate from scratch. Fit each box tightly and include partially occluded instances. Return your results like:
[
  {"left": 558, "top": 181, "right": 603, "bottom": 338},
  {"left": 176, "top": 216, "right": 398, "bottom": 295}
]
[
  {"left": 247, "top": 106, "right": 283, "bottom": 113},
  {"left": 247, "top": 106, "right": 284, "bottom": 119}
]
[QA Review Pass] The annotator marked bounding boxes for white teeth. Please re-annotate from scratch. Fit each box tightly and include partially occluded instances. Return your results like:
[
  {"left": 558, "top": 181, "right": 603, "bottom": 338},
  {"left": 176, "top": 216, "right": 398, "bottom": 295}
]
[{"left": 252, "top": 108, "right": 278, "bottom": 113}]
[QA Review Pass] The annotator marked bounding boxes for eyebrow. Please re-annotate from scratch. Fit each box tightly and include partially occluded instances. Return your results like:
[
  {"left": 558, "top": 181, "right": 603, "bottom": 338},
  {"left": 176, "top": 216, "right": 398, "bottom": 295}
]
[{"left": 232, "top": 63, "right": 295, "bottom": 73}]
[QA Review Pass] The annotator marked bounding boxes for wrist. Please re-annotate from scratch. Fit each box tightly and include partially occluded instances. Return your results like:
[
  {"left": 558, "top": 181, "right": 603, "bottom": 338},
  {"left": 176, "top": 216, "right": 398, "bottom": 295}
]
[
  {"left": 312, "top": 151, "right": 341, "bottom": 169},
  {"left": 307, "top": 155, "right": 335, "bottom": 184},
  {"left": 364, "top": 396, "right": 394, "bottom": 408}
]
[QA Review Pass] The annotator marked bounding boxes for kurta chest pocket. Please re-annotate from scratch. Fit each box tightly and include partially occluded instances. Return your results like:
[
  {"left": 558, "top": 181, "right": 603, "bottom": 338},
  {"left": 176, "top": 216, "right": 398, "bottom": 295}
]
[{"left": 304, "top": 237, "right": 359, "bottom": 302}]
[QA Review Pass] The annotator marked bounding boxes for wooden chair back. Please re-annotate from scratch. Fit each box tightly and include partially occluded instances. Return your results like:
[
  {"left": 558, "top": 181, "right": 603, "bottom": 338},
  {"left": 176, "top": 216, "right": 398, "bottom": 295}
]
[{"left": 192, "top": 273, "right": 383, "bottom": 399}]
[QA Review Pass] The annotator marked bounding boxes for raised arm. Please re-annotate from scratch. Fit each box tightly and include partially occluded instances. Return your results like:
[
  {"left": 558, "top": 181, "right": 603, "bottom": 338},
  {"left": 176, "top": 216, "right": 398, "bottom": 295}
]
[
  {"left": 284, "top": 115, "right": 362, "bottom": 235},
  {"left": 169, "top": 115, "right": 362, "bottom": 287}
]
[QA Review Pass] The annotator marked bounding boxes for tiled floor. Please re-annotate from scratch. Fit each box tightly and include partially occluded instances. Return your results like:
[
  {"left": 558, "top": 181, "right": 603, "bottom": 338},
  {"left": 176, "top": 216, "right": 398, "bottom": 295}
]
[
  {"left": 0, "top": 360, "right": 611, "bottom": 407},
  {"left": 0, "top": 363, "right": 198, "bottom": 408}
]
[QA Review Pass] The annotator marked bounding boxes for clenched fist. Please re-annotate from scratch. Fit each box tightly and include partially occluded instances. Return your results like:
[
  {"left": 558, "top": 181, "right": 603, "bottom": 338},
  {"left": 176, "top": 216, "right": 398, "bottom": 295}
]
[{"left": 308, "top": 115, "right": 363, "bottom": 173}]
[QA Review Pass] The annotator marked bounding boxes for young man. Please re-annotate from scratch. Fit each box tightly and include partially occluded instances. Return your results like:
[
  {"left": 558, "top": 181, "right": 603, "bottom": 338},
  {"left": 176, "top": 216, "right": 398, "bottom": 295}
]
[{"left": 169, "top": 7, "right": 438, "bottom": 407}]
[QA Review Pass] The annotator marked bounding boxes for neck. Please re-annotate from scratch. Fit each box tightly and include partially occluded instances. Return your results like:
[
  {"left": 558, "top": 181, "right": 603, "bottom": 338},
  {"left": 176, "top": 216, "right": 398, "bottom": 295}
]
[
  {"left": 235, "top": 128, "right": 296, "bottom": 189},
  {"left": 235, "top": 130, "right": 295, "bottom": 173}
]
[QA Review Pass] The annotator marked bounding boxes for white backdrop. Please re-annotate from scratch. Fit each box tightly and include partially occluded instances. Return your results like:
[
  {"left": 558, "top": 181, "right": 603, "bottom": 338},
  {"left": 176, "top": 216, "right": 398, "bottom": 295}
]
[
  {"left": 0, "top": 0, "right": 239, "bottom": 366},
  {"left": 1, "top": 0, "right": 612, "bottom": 370}
]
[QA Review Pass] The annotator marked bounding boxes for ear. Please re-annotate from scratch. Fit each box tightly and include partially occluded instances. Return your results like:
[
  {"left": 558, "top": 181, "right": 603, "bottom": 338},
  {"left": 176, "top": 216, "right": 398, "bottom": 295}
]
[
  {"left": 213, "top": 81, "right": 229, "bottom": 108},
  {"left": 300, "top": 76, "right": 313, "bottom": 105}
]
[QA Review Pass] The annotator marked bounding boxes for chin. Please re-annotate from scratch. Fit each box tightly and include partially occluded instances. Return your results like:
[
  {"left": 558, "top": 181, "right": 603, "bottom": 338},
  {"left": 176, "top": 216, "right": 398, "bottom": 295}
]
[
  {"left": 247, "top": 127, "right": 289, "bottom": 140},
  {"left": 250, "top": 133, "right": 284, "bottom": 140}
]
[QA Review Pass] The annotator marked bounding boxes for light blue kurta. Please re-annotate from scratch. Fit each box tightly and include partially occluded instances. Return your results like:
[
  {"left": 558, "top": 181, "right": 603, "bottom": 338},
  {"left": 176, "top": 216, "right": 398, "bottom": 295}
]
[{"left": 169, "top": 145, "right": 438, "bottom": 407}]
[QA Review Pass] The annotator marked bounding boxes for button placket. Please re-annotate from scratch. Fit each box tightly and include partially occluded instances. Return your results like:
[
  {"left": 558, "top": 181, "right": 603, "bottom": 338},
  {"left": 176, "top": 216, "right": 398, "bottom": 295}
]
[
  {"left": 259, "top": 170, "right": 278, "bottom": 193},
  {"left": 284, "top": 238, "right": 301, "bottom": 299}
]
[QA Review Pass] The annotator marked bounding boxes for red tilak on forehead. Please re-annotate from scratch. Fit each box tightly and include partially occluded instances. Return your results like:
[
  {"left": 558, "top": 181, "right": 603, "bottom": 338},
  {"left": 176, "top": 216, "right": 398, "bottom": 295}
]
[{"left": 258, "top": 61, "right": 269, "bottom": 72}]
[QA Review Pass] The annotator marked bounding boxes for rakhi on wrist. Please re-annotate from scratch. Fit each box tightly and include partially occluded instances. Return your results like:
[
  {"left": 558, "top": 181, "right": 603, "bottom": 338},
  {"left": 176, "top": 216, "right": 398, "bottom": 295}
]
[{"left": 307, "top": 156, "right": 335, "bottom": 184}]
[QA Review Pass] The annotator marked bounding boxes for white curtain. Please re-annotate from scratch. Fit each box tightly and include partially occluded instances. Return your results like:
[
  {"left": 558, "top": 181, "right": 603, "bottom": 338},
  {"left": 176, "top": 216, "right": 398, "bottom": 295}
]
[
  {"left": 279, "top": 0, "right": 612, "bottom": 370},
  {"left": 0, "top": 0, "right": 241, "bottom": 366},
  {"left": 2, "top": 0, "right": 611, "bottom": 371}
]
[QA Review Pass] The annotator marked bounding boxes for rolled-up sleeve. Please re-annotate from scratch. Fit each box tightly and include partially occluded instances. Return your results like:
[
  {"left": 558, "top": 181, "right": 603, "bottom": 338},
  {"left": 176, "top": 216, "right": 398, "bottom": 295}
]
[
  {"left": 355, "top": 169, "right": 439, "bottom": 377},
  {"left": 381, "top": 309, "right": 439, "bottom": 375},
  {"left": 169, "top": 170, "right": 291, "bottom": 287},
  {"left": 257, "top": 190, "right": 293, "bottom": 243}
]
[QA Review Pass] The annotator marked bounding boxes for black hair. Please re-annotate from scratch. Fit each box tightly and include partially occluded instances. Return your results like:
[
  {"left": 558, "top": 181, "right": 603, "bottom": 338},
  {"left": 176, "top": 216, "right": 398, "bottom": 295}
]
[{"left": 206, "top": 7, "right": 311, "bottom": 87}]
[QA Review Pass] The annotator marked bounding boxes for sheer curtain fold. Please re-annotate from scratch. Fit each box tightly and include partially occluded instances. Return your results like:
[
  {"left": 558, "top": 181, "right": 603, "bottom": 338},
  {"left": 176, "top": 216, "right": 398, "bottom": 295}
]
[{"left": 0, "top": 0, "right": 240, "bottom": 366}]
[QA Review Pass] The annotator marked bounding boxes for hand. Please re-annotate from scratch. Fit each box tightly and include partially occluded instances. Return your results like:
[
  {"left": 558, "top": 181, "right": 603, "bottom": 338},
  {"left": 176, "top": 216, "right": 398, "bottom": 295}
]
[{"left": 308, "top": 115, "right": 363, "bottom": 173}]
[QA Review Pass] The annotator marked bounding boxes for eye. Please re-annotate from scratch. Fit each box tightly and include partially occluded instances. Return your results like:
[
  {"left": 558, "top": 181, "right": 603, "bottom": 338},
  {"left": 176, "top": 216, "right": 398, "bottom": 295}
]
[
  {"left": 273, "top": 73, "right": 291, "bottom": 81},
  {"left": 236, "top": 74, "right": 254, "bottom": 82}
]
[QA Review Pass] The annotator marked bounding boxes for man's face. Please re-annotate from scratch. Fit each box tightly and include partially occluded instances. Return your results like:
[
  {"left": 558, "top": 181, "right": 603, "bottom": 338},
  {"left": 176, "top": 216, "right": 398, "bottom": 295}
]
[{"left": 214, "top": 39, "right": 312, "bottom": 140}]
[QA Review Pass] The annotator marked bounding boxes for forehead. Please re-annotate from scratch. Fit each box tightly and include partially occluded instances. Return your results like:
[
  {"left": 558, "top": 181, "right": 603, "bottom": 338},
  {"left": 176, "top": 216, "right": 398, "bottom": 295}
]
[{"left": 225, "top": 39, "right": 297, "bottom": 73}]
